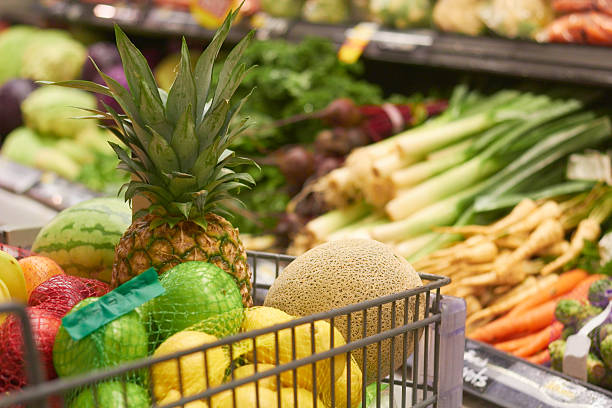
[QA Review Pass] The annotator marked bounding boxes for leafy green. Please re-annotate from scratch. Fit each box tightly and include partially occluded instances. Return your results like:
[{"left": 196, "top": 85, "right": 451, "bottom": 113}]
[
  {"left": 566, "top": 239, "right": 612, "bottom": 276},
  {"left": 219, "top": 37, "right": 383, "bottom": 153},
  {"left": 214, "top": 37, "right": 382, "bottom": 234}
]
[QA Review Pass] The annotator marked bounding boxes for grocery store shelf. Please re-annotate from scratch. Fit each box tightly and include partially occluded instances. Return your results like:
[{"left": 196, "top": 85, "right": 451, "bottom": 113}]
[{"left": 28, "top": 2, "right": 612, "bottom": 87}]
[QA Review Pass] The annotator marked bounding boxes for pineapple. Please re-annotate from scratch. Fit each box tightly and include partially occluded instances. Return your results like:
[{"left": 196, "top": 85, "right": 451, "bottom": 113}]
[{"left": 50, "top": 10, "right": 256, "bottom": 306}]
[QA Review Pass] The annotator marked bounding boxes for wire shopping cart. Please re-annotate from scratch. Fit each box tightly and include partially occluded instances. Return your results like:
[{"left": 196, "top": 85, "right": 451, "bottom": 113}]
[{"left": 0, "top": 243, "right": 464, "bottom": 408}]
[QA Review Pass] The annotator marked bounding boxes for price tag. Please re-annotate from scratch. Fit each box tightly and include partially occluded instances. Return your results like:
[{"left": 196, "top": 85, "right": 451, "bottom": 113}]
[
  {"left": 0, "top": 158, "right": 41, "bottom": 194},
  {"left": 338, "top": 22, "right": 379, "bottom": 64},
  {"left": 373, "top": 30, "right": 433, "bottom": 52}
]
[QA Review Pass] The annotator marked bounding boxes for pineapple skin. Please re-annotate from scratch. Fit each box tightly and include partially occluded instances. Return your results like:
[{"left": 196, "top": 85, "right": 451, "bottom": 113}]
[{"left": 112, "top": 213, "right": 253, "bottom": 307}]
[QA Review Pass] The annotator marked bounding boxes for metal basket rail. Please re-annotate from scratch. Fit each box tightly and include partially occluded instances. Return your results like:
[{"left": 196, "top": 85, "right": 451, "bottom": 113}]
[{"left": 0, "top": 249, "right": 462, "bottom": 408}]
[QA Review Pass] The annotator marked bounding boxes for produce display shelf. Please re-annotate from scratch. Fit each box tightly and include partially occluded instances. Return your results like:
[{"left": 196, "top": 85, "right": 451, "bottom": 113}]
[
  {"left": 30, "top": 1, "right": 612, "bottom": 88},
  {"left": 463, "top": 339, "right": 612, "bottom": 408}
]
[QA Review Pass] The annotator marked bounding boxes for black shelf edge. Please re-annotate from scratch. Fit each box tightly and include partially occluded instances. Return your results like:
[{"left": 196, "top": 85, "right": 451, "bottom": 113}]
[{"left": 33, "top": 1, "right": 612, "bottom": 87}]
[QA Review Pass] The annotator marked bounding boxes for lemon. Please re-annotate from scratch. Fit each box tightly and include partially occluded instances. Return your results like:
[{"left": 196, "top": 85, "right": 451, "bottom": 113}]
[
  {"left": 152, "top": 331, "right": 230, "bottom": 404},
  {"left": 243, "top": 306, "right": 346, "bottom": 393},
  {"left": 232, "top": 363, "right": 296, "bottom": 390},
  {"left": 210, "top": 383, "right": 278, "bottom": 408},
  {"left": 0, "top": 278, "right": 11, "bottom": 324},
  {"left": 280, "top": 387, "right": 326, "bottom": 408}
]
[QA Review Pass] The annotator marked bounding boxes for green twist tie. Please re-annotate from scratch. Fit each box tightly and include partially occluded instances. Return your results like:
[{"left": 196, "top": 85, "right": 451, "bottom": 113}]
[{"left": 62, "top": 268, "right": 165, "bottom": 341}]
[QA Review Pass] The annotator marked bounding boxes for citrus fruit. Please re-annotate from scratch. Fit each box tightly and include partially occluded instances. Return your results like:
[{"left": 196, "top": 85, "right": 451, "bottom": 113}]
[
  {"left": 18, "top": 256, "right": 64, "bottom": 297},
  {"left": 148, "top": 262, "right": 243, "bottom": 344},
  {"left": 152, "top": 330, "right": 229, "bottom": 404},
  {"left": 53, "top": 297, "right": 147, "bottom": 378},
  {"left": 69, "top": 382, "right": 149, "bottom": 408}
]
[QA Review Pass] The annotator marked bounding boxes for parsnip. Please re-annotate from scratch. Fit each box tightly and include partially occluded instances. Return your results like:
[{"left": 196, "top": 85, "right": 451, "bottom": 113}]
[
  {"left": 493, "top": 285, "right": 511, "bottom": 295},
  {"left": 465, "top": 295, "right": 483, "bottom": 316},
  {"left": 491, "top": 276, "right": 538, "bottom": 307},
  {"left": 466, "top": 274, "right": 558, "bottom": 326},
  {"left": 437, "top": 199, "right": 537, "bottom": 236},
  {"left": 507, "top": 201, "right": 562, "bottom": 234},
  {"left": 536, "top": 240, "right": 570, "bottom": 257},
  {"left": 501, "top": 218, "right": 564, "bottom": 274},
  {"left": 495, "top": 234, "right": 528, "bottom": 250},
  {"left": 541, "top": 218, "right": 601, "bottom": 275}
]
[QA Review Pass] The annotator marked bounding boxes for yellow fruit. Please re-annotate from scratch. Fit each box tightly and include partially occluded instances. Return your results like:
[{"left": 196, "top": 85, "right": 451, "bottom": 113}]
[
  {"left": 279, "top": 387, "right": 326, "bottom": 408},
  {"left": 0, "top": 250, "right": 27, "bottom": 302},
  {"left": 264, "top": 239, "right": 425, "bottom": 383},
  {"left": 159, "top": 390, "right": 209, "bottom": 408},
  {"left": 243, "top": 306, "right": 346, "bottom": 394},
  {"left": 152, "top": 331, "right": 230, "bottom": 404},
  {"left": 242, "top": 306, "right": 293, "bottom": 331},
  {"left": 0, "top": 278, "right": 11, "bottom": 324},
  {"left": 210, "top": 383, "right": 278, "bottom": 408},
  {"left": 232, "top": 363, "right": 294, "bottom": 390},
  {"left": 321, "top": 356, "right": 362, "bottom": 408}
]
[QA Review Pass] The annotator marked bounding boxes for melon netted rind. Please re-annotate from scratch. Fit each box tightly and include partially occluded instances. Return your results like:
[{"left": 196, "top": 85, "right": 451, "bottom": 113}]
[
  {"left": 263, "top": 239, "right": 426, "bottom": 384},
  {"left": 31, "top": 198, "right": 131, "bottom": 283}
]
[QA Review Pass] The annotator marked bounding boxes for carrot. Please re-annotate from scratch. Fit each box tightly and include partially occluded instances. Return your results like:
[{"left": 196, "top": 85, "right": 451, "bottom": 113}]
[
  {"left": 512, "top": 321, "right": 564, "bottom": 357},
  {"left": 466, "top": 275, "right": 556, "bottom": 328},
  {"left": 470, "top": 274, "right": 603, "bottom": 343},
  {"left": 508, "top": 269, "right": 588, "bottom": 317},
  {"left": 527, "top": 349, "right": 550, "bottom": 365},
  {"left": 494, "top": 332, "right": 538, "bottom": 352}
]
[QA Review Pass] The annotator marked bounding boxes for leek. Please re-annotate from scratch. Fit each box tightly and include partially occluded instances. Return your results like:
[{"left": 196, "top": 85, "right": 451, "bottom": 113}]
[{"left": 386, "top": 100, "right": 583, "bottom": 220}]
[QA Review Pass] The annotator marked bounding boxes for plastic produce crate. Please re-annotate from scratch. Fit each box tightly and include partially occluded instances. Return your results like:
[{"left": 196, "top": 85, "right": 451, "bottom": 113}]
[{"left": 0, "top": 244, "right": 463, "bottom": 408}]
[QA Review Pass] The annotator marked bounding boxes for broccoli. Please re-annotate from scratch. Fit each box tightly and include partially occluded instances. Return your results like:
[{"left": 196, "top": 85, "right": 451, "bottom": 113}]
[
  {"left": 587, "top": 353, "right": 607, "bottom": 385},
  {"left": 601, "top": 334, "right": 612, "bottom": 369},
  {"left": 549, "top": 339, "right": 566, "bottom": 372},
  {"left": 589, "top": 278, "right": 612, "bottom": 308},
  {"left": 600, "top": 323, "right": 612, "bottom": 344},
  {"left": 21, "top": 86, "right": 97, "bottom": 139},
  {"left": 20, "top": 30, "right": 86, "bottom": 82},
  {"left": 555, "top": 299, "right": 583, "bottom": 325},
  {"left": 577, "top": 304, "right": 604, "bottom": 330},
  {"left": 561, "top": 326, "right": 576, "bottom": 340}
]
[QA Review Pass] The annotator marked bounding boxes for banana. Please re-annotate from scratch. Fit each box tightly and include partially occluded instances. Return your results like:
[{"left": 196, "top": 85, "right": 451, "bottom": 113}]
[
  {"left": 0, "top": 250, "right": 27, "bottom": 302},
  {"left": 0, "top": 278, "right": 11, "bottom": 324}
]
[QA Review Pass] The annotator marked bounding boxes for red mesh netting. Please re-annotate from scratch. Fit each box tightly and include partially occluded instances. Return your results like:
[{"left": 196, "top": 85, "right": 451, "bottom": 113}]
[
  {"left": 0, "top": 307, "right": 61, "bottom": 393},
  {"left": 29, "top": 275, "right": 111, "bottom": 319}
]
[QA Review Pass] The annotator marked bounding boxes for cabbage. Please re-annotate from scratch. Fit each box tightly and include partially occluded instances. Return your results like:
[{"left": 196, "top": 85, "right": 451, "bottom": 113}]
[
  {"left": 433, "top": 0, "right": 485, "bottom": 36},
  {"left": 21, "top": 86, "right": 98, "bottom": 139},
  {"left": 20, "top": 31, "right": 87, "bottom": 82},
  {"left": 370, "top": 0, "right": 434, "bottom": 29},
  {"left": 0, "top": 26, "right": 38, "bottom": 86},
  {"left": 261, "top": 0, "right": 304, "bottom": 18},
  {"left": 302, "top": 0, "right": 349, "bottom": 24},
  {"left": 479, "top": 0, "right": 553, "bottom": 39}
]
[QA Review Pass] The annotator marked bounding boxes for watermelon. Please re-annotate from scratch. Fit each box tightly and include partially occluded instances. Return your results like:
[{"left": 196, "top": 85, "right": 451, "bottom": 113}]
[{"left": 32, "top": 198, "right": 130, "bottom": 283}]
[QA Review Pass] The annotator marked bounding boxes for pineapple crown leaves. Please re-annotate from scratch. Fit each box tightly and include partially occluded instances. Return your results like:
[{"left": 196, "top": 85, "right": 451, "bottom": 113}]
[{"left": 46, "top": 8, "right": 260, "bottom": 225}]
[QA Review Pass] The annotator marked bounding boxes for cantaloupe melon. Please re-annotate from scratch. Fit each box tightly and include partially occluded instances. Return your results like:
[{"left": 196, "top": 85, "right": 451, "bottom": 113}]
[{"left": 264, "top": 239, "right": 425, "bottom": 384}]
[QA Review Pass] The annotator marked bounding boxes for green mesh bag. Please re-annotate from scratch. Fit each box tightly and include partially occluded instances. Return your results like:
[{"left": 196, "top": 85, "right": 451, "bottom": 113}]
[
  {"left": 143, "top": 261, "right": 245, "bottom": 350},
  {"left": 52, "top": 297, "right": 149, "bottom": 382},
  {"left": 67, "top": 381, "right": 151, "bottom": 408}
]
